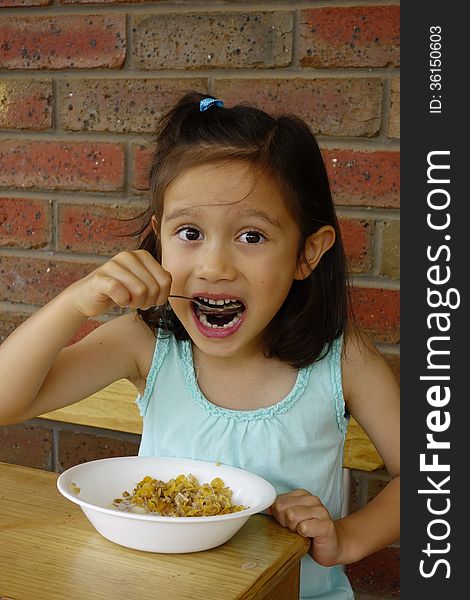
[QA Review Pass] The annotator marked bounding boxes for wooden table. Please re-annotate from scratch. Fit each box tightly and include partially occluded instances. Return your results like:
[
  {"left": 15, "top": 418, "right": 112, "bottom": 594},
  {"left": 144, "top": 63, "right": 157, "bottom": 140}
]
[{"left": 0, "top": 463, "right": 309, "bottom": 600}]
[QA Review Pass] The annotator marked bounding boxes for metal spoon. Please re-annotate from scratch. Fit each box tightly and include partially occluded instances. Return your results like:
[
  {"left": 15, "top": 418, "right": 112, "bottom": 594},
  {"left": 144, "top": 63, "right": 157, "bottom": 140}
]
[{"left": 168, "top": 295, "right": 240, "bottom": 314}]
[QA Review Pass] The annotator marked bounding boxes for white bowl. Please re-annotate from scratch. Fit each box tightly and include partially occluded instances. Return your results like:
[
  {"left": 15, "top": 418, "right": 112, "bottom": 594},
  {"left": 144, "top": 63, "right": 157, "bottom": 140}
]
[{"left": 57, "top": 456, "right": 276, "bottom": 553}]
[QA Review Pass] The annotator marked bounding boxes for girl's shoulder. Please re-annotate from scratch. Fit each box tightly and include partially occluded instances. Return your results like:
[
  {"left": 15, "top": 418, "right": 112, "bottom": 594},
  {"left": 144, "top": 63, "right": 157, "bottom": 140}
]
[
  {"left": 119, "top": 312, "right": 158, "bottom": 393},
  {"left": 340, "top": 327, "right": 398, "bottom": 405},
  {"left": 340, "top": 328, "right": 400, "bottom": 478},
  {"left": 88, "top": 311, "right": 157, "bottom": 394}
]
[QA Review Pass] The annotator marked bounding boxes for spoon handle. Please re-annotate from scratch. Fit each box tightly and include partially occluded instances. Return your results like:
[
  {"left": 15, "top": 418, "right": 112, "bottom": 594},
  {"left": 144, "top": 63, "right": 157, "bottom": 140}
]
[
  {"left": 168, "top": 294, "right": 192, "bottom": 301},
  {"left": 168, "top": 295, "right": 229, "bottom": 313}
]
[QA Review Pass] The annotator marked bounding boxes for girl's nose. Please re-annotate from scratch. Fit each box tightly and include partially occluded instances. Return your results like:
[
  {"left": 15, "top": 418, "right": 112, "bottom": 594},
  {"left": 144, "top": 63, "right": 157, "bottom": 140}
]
[{"left": 193, "top": 245, "right": 238, "bottom": 283}]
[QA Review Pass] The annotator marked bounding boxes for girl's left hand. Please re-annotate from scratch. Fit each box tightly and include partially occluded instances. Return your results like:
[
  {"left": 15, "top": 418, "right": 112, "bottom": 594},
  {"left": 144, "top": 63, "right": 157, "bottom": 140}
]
[{"left": 266, "top": 489, "right": 342, "bottom": 567}]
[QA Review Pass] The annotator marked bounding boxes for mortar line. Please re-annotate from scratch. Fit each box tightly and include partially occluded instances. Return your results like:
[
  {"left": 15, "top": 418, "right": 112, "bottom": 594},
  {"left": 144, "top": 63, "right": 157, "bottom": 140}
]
[
  {"left": 372, "top": 220, "right": 385, "bottom": 277},
  {"left": 292, "top": 8, "right": 300, "bottom": 69},
  {"left": 124, "top": 12, "right": 133, "bottom": 71},
  {"left": 52, "top": 424, "right": 60, "bottom": 473},
  {"left": 379, "top": 76, "right": 392, "bottom": 141},
  {"left": 0, "top": 129, "right": 400, "bottom": 152},
  {"left": 0, "top": 69, "right": 400, "bottom": 80},
  {"left": 351, "top": 275, "right": 400, "bottom": 289}
]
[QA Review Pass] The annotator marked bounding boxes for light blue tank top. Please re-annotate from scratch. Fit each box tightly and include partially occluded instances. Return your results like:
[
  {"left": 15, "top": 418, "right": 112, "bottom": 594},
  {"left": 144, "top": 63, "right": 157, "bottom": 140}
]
[{"left": 136, "top": 332, "right": 353, "bottom": 599}]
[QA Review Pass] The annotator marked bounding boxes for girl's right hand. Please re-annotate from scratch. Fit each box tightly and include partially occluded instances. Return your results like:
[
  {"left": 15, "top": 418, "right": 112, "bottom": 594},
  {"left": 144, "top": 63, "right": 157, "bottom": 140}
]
[{"left": 67, "top": 250, "right": 172, "bottom": 318}]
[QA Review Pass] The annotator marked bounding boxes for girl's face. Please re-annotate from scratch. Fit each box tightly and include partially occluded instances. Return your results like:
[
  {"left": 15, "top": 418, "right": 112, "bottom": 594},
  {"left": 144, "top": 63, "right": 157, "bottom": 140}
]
[{"left": 158, "top": 160, "right": 304, "bottom": 360}]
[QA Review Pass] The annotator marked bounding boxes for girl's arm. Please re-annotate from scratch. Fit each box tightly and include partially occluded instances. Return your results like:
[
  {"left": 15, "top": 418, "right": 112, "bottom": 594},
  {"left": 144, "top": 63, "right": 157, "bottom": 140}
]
[
  {"left": 334, "top": 330, "right": 400, "bottom": 563},
  {"left": 268, "top": 330, "right": 399, "bottom": 567},
  {"left": 0, "top": 250, "right": 171, "bottom": 425}
]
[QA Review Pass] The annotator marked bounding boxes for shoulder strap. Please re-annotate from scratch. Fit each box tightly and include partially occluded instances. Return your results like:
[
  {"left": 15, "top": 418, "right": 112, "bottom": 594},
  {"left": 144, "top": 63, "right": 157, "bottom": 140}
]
[
  {"left": 135, "top": 331, "right": 171, "bottom": 417},
  {"left": 330, "top": 335, "right": 349, "bottom": 435}
]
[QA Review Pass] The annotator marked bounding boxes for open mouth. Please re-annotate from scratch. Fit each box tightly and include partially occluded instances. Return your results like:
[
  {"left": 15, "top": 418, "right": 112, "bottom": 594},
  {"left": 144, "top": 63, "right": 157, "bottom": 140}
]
[{"left": 192, "top": 297, "right": 246, "bottom": 330}]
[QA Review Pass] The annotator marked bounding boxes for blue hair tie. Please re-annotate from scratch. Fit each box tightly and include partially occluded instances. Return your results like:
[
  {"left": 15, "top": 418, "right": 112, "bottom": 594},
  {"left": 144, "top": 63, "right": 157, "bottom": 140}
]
[{"left": 200, "top": 97, "right": 224, "bottom": 112}]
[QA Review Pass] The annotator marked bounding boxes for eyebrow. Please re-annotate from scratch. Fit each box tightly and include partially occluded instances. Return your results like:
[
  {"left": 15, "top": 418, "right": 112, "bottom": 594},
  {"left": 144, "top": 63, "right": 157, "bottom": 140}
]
[
  {"left": 243, "top": 208, "right": 282, "bottom": 228},
  {"left": 164, "top": 205, "right": 282, "bottom": 228},
  {"left": 164, "top": 207, "right": 201, "bottom": 222}
]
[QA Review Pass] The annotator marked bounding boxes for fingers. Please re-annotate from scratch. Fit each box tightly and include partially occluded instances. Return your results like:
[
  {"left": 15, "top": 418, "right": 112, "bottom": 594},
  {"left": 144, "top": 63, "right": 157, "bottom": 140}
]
[
  {"left": 269, "top": 490, "right": 333, "bottom": 537},
  {"left": 270, "top": 490, "right": 322, "bottom": 526},
  {"left": 106, "top": 250, "right": 171, "bottom": 309},
  {"left": 268, "top": 490, "right": 341, "bottom": 568},
  {"left": 92, "top": 273, "right": 132, "bottom": 309},
  {"left": 272, "top": 497, "right": 325, "bottom": 529},
  {"left": 296, "top": 516, "right": 336, "bottom": 539},
  {"left": 289, "top": 507, "right": 335, "bottom": 539},
  {"left": 70, "top": 250, "right": 173, "bottom": 318},
  {"left": 96, "top": 250, "right": 172, "bottom": 310}
]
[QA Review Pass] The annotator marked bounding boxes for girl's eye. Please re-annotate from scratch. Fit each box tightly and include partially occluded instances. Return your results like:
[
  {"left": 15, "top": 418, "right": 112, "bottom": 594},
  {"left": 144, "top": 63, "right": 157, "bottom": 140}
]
[
  {"left": 177, "top": 227, "right": 202, "bottom": 241},
  {"left": 239, "top": 230, "right": 266, "bottom": 244}
]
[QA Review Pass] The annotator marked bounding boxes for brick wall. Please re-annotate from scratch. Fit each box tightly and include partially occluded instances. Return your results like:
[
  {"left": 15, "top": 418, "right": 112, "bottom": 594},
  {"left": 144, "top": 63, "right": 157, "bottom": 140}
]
[{"left": 0, "top": 2, "right": 400, "bottom": 598}]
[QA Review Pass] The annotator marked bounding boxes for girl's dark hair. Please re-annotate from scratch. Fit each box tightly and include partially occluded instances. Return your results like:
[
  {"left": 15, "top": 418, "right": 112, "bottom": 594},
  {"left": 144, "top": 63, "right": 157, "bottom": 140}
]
[{"left": 135, "top": 91, "right": 354, "bottom": 369}]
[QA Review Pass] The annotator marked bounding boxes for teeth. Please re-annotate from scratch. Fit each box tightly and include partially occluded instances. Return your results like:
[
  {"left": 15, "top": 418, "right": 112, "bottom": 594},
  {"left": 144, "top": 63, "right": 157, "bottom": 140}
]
[
  {"left": 197, "top": 296, "right": 241, "bottom": 307},
  {"left": 197, "top": 310, "right": 242, "bottom": 329}
]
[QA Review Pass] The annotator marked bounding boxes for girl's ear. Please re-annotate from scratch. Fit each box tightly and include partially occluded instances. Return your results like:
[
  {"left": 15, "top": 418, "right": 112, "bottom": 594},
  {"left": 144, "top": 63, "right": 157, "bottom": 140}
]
[
  {"left": 294, "top": 225, "right": 336, "bottom": 280},
  {"left": 151, "top": 215, "right": 159, "bottom": 236}
]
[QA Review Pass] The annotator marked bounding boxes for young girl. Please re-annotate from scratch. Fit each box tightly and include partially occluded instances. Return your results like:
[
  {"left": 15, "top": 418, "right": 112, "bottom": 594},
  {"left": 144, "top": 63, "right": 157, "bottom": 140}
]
[{"left": 0, "top": 92, "right": 399, "bottom": 599}]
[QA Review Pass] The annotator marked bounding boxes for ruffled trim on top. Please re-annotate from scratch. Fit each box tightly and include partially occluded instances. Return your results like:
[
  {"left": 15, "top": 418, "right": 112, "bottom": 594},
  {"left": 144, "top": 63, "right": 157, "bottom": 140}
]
[
  {"left": 135, "top": 332, "right": 171, "bottom": 417},
  {"left": 180, "top": 339, "right": 313, "bottom": 422},
  {"left": 330, "top": 335, "right": 348, "bottom": 436}
]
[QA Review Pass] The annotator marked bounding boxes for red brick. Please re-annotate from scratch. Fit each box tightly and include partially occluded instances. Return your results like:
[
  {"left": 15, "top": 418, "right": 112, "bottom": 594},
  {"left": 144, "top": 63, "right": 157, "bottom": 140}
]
[
  {"left": 0, "top": 140, "right": 124, "bottom": 192},
  {"left": 58, "top": 202, "right": 146, "bottom": 254},
  {"left": 300, "top": 6, "right": 400, "bottom": 68},
  {"left": 68, "top": 318, "right": 103, "bottom": 345},
  {"left": 131, "top": 150, "right": 398, "bottom": 220},
  {"left": 59, "top": 78, "right": 207, "bottom": 133},
  {"left": 0, "top": 307, "right": 102, "bottom": 346},
  {"left": 131, "top": 146, "right": 397, "bottom": 217},
  {"left": 339, "top": 218, "right": 373, "bottom": 274},
  {"left": 131, "top": 144, "right": 154, "bottom": 192},
  {"left": 0, "top": 255, "right": 101, "bottom": 305},
  {"left": 133, "top": 12, "right": 292, "bottom": 70},
  {"left": 346, "top": 547, "right": 400, "bottom": 597},
  {"left": 214, "top": 78, "right": 382, "bottom": 138},
  {"left": 0, "top": 15, "right": 125, "bottom": 70},
  {"left": 0, "top": 423, "right": 52, "bottom": 469},
  {"left": 131, "top": 146, "right": 396, "bottom": 214},
  {"left": 322, "top": 149, "right": 400, "bottom": 209},
  {"left": 133, "top": 133, "right": 396, "bottom": 204},
  {"left": 0, "top": 197, "right": 51, "bottom": 249},
  {"left": 351, "top": 287, "right": 400, "bottom": 344},
  {"left": 1, "top": 0, "right": 51, "bottom": 5},
  {"left": 0, "top": 79, "right": 52, "bottom": 130},
  {"left": 0, "top": 310, "right": 30, "bottom": 344},
  {"left": 58, "top": 429, "right": 139, "bottom": 471}
]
